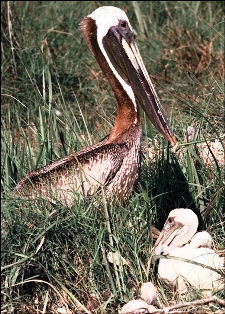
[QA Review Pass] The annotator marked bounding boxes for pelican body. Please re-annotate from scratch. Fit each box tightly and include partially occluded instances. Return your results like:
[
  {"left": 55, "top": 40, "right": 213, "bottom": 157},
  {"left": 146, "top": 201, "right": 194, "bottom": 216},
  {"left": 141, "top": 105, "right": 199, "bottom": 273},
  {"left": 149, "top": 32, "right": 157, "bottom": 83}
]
[
  {"left": 13, "top": 6, "right": 176, "bottom": 207},
  {"left": 154, "top": 208, "right": 224, "bottom": 296}
]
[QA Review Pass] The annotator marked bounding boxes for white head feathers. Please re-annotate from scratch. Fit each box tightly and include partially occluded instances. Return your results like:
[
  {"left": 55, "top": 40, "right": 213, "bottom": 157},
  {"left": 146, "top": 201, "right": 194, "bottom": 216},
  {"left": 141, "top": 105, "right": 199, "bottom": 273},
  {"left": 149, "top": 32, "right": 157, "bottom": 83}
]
[{"left": 89, "top": 6, "right": 132, "bottom": 41}]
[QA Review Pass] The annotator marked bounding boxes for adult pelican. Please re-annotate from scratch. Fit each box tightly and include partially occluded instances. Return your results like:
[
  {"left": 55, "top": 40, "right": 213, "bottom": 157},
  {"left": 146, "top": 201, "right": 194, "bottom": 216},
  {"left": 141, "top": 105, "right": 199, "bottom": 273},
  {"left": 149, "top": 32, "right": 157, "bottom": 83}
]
[
  {"left": 13, "top": 6, "right": 176, "bottom": 207},
  {"left": 154, "top": 208, "right": 224, "bottom": 296}
]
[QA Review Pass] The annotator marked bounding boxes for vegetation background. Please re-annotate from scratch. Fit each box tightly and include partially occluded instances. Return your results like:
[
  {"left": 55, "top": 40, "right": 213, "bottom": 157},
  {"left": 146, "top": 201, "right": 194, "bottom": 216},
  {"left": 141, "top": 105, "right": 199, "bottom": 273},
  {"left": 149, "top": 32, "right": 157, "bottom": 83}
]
[{"left": 1, "top": 1, "right": 224, "bottom": 313}]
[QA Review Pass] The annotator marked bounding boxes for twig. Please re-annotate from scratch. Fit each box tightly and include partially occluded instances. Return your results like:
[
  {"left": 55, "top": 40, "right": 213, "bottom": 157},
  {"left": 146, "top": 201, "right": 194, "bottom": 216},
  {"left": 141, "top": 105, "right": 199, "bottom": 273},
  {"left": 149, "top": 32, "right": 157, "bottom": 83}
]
[{"left": 151, "top": 296, "right": 225, "bottom": 313}]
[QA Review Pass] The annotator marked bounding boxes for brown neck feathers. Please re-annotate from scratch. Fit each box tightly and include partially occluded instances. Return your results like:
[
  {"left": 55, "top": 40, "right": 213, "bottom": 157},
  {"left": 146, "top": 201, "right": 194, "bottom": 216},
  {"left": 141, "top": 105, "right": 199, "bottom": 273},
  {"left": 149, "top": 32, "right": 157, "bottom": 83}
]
[{"left": 79, "top": 17, "right": 139, "bottom": 141}]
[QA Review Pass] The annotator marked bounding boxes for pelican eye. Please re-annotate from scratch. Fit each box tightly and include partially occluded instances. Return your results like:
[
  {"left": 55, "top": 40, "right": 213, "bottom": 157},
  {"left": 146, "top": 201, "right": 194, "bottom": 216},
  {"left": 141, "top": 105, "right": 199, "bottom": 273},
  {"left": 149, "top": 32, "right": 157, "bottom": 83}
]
[
  {"left": 120, "top": 20, "right": 127, "bottom": 28},
  {"left": 168, "top": 217, "right": 174, "bottom": 224}
]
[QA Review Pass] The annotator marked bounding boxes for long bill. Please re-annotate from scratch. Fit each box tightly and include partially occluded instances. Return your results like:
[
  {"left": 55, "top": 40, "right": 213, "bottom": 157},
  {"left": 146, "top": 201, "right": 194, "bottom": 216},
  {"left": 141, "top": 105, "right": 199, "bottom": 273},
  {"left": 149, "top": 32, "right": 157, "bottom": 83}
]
[
  {"left": 102, "top": 25, "right": 177, "bottom": 147},
  {"left": 153, "top": 220, "right": 189, "bottom": 255},
  {"left": 154, "top": 223, "right": 184, "bottom": 248}
]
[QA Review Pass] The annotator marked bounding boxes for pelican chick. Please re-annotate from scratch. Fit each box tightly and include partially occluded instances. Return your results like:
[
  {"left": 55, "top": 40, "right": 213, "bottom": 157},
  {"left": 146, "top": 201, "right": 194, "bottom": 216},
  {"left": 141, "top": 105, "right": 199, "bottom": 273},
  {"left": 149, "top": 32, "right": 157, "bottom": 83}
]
[
  {"left": 140, "top": 282, "right": 157, "bottom": 306},
  {"left": 120, "top": 282, "right": 158, "bottom": 313},
  {"left": 154, "top": 208, "right": 224, "bottom": 296},
  {"left": 120, "top": 299, "right": 157, "bottom": 314}
]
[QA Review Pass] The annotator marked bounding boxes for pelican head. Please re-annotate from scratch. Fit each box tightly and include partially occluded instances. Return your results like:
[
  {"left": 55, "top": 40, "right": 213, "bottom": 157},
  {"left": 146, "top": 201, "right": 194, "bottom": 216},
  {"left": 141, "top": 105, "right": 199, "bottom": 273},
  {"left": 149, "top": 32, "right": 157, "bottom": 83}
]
[
  {"left": 80, "top": 6, "right": 177, "bottom": 146},
  {"left": 154, "top": 208, "right": 199, "bottom": 252}
]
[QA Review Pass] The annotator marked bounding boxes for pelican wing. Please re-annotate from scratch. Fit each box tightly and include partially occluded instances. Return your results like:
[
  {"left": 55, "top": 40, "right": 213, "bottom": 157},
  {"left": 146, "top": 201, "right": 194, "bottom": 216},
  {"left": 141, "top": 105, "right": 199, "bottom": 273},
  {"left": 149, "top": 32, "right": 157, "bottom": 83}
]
[{"left": 13, "top": 141, "right": 127, "bottom": 206}]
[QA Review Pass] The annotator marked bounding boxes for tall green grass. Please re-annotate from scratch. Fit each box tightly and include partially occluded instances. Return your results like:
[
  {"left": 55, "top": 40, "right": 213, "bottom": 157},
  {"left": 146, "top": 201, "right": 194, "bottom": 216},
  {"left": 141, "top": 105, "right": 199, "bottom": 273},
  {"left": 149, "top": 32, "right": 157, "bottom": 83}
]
[{"left": 1, "top": 1, "right": 224, "bottom": 313}]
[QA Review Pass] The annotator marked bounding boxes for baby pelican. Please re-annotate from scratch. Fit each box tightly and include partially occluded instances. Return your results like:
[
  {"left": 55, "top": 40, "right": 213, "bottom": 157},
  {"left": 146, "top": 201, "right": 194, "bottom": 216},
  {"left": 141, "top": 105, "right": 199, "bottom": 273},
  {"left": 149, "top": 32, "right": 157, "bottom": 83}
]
[
  {"left": 120, "top": 282, "right": 158, "bottom": 313},
  {"left": 154, "top": 208, "right": 224, "bottom": 296}
]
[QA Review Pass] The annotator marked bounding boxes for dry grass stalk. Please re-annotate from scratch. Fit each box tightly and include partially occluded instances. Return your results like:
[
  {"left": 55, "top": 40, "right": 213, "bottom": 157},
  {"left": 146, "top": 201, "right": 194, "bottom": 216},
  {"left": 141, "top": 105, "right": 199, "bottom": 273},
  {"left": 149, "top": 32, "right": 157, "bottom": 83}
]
[{"left": 7, "top": 1, "right": 17, "bottom": 74}]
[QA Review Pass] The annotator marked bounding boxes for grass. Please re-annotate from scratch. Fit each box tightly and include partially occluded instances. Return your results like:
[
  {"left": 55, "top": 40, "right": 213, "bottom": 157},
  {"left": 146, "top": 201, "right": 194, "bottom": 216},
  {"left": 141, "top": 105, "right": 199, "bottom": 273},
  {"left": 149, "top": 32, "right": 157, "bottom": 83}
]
[{"left": 1, "top": 1, "right": 224, "bottom": 313}]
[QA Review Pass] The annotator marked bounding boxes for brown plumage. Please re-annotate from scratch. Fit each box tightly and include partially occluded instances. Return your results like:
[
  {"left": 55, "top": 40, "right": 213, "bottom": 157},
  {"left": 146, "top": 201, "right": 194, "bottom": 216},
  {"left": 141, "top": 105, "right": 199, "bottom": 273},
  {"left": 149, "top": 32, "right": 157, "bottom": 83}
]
[
  {"left": 13, "top": 6, "right": 176, "bottom": 207},
  {"left": 14, "top": 124, "right": 141, "bottom": 206}
]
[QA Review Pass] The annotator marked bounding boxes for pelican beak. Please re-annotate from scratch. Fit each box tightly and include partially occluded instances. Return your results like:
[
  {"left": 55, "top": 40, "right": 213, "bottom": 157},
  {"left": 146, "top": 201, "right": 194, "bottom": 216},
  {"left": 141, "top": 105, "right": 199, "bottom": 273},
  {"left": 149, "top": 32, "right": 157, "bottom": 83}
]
[
  {"left": 102, "top": 24, "right": 177, "bottom": 147},
  {"left": 154, "top": 223, "right": 183, "bottom": 250}
]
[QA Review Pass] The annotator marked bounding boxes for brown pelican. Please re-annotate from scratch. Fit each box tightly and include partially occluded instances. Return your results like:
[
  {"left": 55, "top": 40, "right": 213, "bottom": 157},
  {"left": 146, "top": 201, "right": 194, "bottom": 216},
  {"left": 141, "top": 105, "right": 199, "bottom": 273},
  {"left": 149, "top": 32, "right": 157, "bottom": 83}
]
[
  {"left": 154, "top": 208, "right": 224, "bottom": 296},
  {"left": 13, "top": 6, "right": 176, "bottom": 207},
  {"left": 120, "top": 282, "right": 158, "bottom": 313}
]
